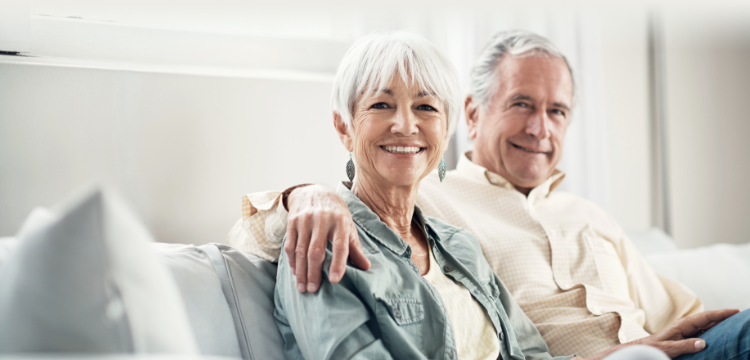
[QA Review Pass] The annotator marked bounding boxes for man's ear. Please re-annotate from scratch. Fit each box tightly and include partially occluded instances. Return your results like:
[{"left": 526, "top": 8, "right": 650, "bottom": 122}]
[
  {"left": 333, "top": 112, "right": 353, "bottom": 151},
  {"left": 465, "top": 95, "right": 480, "bottom": 140}
]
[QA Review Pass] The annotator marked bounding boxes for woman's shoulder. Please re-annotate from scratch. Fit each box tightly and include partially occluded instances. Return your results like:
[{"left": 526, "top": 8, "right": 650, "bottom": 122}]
[{"left": 421, "top": 214, "right": 478, "bottom": 245}]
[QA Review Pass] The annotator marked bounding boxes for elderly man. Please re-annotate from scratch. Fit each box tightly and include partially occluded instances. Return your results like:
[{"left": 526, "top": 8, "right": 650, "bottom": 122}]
[{"left": 227, "top": 30, "right": 748, "bottom": 359}]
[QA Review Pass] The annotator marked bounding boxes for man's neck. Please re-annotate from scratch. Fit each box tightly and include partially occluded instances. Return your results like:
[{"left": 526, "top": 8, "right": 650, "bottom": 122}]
[{"left": 465, "top": 151, "right": 541, "bottom": 197}]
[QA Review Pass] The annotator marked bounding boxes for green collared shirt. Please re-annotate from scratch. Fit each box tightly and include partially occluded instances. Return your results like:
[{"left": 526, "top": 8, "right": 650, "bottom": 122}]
[{"left": 274, "top": 183, "right": 575, "bottom": 360}]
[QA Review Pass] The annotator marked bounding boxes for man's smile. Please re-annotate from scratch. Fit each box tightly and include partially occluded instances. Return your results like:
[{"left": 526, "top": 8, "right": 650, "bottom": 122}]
[{"left": 509, "top": 142, "right": 551, "bottom": 155}]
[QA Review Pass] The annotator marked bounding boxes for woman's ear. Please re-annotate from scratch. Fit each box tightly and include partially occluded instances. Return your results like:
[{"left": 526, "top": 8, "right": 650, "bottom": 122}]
[{"left": 333, "top": 112, "right": 353, "bottom": 151}]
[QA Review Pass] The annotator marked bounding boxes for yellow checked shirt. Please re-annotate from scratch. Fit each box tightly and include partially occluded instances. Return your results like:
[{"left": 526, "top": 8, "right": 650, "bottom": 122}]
[{"left": 227, "top": 153, "right": 703, "bottom": 357}]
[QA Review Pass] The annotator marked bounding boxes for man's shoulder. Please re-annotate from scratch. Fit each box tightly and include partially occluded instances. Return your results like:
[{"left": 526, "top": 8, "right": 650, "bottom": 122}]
[{"left": 546, "top": 190, "right": 623, "bottom": 233}]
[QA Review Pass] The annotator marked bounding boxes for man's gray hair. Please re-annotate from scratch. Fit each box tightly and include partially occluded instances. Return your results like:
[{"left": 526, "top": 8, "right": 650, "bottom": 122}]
[
  {"left": 469, "top": 30, "right": 574, "bottom": 110},
  {"left": 331, "top": 31, "right": 461, "bottom": 138}
]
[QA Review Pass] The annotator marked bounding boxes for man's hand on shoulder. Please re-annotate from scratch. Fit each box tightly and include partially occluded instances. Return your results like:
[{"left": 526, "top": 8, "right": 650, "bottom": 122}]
[{"left": 284, "top": 185, "right": 370, "bottom": 293}]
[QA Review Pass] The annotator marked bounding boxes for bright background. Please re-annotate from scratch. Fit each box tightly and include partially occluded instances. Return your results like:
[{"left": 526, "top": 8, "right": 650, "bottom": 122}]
[{"left": 1, "top": 0, "right": 749, "bottom": 248}]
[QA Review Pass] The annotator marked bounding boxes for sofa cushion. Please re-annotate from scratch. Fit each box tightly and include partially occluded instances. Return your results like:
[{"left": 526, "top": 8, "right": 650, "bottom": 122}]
[
  {"left": 644, "top": 242, "right": 750, "bottom": 311},
  {"left": 0, "top": 187, "right": 198, "bottom": 354},
  {"left": 201, "top": 244, "right": 283, "bottom": 360},
  {"left": 152, "top": 243, "right": 242, "bottom": 358}
]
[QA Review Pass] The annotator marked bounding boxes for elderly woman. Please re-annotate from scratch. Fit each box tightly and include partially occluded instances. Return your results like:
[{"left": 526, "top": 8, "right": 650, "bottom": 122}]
[{"left": 267, "top": 32, "right": 672, "bottom": 360}]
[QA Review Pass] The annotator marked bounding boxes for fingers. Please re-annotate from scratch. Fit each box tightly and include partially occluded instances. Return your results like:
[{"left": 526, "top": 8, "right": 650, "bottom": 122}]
[
  {"left": 328, "top": 223, "right": 350, "bottom": 284},
  {"left": 348, "top": 222, "right": 371, "bottom": 271},
  {"left": 284, "top": 222, "right": 298, "bottom": 275},
  {"left": 306, "top": 223, "right": 328, "bottom": 292},
  {"left": 659, "top": 338, "right": 706, "bottom": 358},
  {"left": 673, "top": 309, "right": 740, "bottom": 338},
  {"left": 293, "top": 215, "right": 312, "bottom": 293}
]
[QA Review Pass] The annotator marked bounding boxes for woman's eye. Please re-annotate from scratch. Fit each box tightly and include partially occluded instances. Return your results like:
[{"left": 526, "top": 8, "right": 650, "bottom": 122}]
[
  {"left": 370, "top": 102, "right": 389, "bottom": 110},
  {"left": 416, "top": 104, "right": 437, "bottom": 112}
]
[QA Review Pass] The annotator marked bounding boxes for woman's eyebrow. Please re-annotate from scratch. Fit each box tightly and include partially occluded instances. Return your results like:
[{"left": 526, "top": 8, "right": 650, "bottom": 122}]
[{"left": 416, "top": 91, "right": 437, "bottom": 98}]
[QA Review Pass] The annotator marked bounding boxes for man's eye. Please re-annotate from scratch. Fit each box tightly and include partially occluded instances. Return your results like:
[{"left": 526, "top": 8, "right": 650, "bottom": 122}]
[
  {"left": 416, "top": 104, "right": 437, "bottom": 112},
  {"left": 551, "top": 109, "right": 566, "bottom": 117},
  {"left": 513, "top": 102, "right": 529, "bottom": 108},
  {"left": 370, "top": 102, "right": 389, "bottom": 110}
]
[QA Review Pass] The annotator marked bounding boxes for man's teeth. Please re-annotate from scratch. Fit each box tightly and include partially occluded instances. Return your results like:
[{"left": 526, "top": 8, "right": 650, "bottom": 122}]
[
  {"left": 383, "top": 146, "right": 421, "bottom": 154},
  {"left": 513, "top": 144, "right": 547, "bottom": 154}
]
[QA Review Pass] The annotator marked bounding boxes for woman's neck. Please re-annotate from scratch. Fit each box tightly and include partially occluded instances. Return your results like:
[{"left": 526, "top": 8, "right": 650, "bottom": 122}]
[{"left": 351, "top": 176, "right": 419, "bottom": 237}]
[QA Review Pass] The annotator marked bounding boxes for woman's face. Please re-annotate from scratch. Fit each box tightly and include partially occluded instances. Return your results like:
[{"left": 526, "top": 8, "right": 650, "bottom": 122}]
[{"left": 338, "top": 75, "right": 448, "bottom": 189}]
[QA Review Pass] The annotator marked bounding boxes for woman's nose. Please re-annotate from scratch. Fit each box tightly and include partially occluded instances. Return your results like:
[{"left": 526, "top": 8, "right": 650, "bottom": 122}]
[{"left": 391, "top": 107, "right": 418, "bottom": 135}]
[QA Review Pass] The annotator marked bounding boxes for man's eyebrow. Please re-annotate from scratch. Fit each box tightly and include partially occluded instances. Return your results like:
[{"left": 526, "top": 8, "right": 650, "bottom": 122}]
[
  {"left": 510, "top": 94, "right": 534, "bottom": 102},
  {"left": 511, "top": 93, "right": 571, "bottom": 112},
  {"left": 552, "top": 102, "right": 571, "bottom": 112}
]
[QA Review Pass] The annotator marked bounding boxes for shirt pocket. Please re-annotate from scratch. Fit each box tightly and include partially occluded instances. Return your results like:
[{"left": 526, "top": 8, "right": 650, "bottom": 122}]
[
  {"left": 481, "top": 277, "right": 501, "bottom": 300},
  {"left": 376, "top": 297, "right": 424, "bottom": 325}
]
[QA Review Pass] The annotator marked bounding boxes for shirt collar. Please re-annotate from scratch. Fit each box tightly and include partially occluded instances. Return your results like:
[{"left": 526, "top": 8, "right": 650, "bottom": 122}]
[
  {"left": 455, "top": 152, "right": 566, "bottom": 198},
  {"left": 336, "top": 182, "right": 436, "bottom": 256}
]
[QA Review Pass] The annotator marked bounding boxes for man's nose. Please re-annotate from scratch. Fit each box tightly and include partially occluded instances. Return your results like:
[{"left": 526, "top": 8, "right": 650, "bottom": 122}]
[
  {"left": 392, "top": 107, "right": 418, "bottom": 135},
  {"left": 525, "top": 109, "right": 550, "bottom": 139}
]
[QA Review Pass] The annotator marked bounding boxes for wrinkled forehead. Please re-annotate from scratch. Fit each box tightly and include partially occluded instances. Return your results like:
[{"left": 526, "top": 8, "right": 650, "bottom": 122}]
[{"left": 496, "top": 54, "right": 574, "bottom": 105}]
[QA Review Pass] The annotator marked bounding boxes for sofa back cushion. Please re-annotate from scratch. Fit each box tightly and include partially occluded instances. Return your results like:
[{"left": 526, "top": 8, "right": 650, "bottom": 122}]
[
  {"left": 200, "top": 244, "right": 283, "bottom": 360},
  {"left": 0, "top": 187, "right": 198, "bottom": 354},
  {"left": 154, "top": 243, "right": 242, "bottom": 358}
]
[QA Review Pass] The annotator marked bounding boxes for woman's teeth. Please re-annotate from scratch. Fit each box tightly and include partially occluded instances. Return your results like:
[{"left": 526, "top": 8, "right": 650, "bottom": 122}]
[{"left": 382, "top": 146, "right": 421, "bottom": 154}]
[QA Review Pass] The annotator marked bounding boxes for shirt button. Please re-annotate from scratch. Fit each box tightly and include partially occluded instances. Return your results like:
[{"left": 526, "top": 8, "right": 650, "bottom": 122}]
[
  {"left": 444, "top": 265, "right": 454, "bottom": 272},
  {"left": 393, "top": 309, "right": 402, "bottom": 318}
]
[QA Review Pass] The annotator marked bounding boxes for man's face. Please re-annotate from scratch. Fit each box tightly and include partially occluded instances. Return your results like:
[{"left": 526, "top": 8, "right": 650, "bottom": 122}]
[{"left": 466, "top": 54, "right": 573, "bottom": 194}]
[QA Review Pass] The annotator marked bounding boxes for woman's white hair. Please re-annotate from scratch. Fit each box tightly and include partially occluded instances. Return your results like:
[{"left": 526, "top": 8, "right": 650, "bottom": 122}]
[
  {"left": 469, "top": 30, "right": 574, "bottom": 110},
  {"left": 331, "top": 31, "right": 461, "bottom": 138}
]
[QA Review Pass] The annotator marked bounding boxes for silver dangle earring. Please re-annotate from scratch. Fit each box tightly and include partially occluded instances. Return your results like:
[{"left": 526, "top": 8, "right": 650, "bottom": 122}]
[
  {"left": 346, "top": 152, "right": 355, "bottom": 182},
  {"left": 438, "top": 157, "right": 446, "bottom": 182}
]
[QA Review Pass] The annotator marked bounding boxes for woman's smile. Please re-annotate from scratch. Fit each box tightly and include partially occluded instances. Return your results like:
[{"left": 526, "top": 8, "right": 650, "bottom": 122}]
[{"left": 380, "top": 145, "right": 427, "bottom": 155}]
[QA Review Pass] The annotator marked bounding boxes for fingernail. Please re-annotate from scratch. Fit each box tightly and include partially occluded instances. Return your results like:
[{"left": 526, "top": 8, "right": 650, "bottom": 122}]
[
  {"left": 307, "top": 282, "right": 317, "bottom": 292},
  {"left": 297, "top": 283, "right": 306, "bottom": 293},
  {"left": 695, "top": 340, "right": 706, "bottom": 351},
  {"left": 330, "top": 272, "right": 340, "bottom": 282}
]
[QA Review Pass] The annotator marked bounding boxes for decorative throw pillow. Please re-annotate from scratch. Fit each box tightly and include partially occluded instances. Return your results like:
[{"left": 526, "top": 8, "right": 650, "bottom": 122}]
[{"left": 0, "top": 186, "right": 198, "bottom": 354}]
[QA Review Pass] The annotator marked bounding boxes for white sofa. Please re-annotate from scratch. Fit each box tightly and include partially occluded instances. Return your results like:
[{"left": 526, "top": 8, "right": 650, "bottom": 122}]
[
  {"left": 0, "top": 187, "right": 283, "bottom": 360},
  {"left": 0, "top": 186, "right": 747, "bottom": 359}
]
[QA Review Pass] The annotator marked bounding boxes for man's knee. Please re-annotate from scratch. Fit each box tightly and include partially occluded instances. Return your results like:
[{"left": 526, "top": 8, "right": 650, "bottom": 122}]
[{"left": 604, "top": 345, "right": 670, "bottom": 360}]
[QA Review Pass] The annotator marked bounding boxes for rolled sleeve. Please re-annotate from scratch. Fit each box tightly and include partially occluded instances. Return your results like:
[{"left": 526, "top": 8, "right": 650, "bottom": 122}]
[
  {"left": 225, "top": 191, "right": 289, "bottom": 262},
  {"left": 618, "top": 233, "right": 703, "bottom": 334},
  {"left": 274, "top": 250, "right": 393, "bottom": 360}
]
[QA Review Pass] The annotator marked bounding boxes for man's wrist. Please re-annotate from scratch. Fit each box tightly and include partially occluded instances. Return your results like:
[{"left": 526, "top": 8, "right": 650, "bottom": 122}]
[{"left": 282, "top": 183, "right": 314, "bottom": 211}]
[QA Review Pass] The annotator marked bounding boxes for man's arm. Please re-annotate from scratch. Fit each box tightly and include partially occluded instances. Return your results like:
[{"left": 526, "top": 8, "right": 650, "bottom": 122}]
[
  {"left": 226, "top": 185, "right": 368, "bottom": 293},
  {"left": 614, "top": 229, "right": 703, "bottom": 333},
  {"left": 582, "top": 308, "right": 739, "bottom": 359}
]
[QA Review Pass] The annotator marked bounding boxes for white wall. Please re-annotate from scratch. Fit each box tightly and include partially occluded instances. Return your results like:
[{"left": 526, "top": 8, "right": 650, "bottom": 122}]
[
  {"left": 600, "top": 8, "right": 652, "bottom": 232},
  {"left": 3, "top": 4, "right": 749, "bottom": 248},
  {"left": 664, "top": 9, "right": 750, "bottom": 248},
  {"left": 0, "top": 59, "right": 346, "bottom": 244}
]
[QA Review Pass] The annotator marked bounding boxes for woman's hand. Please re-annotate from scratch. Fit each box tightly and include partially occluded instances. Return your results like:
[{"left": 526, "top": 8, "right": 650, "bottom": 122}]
[{"left": 285, "top": 185, "right": 371, "bottom": 293}]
